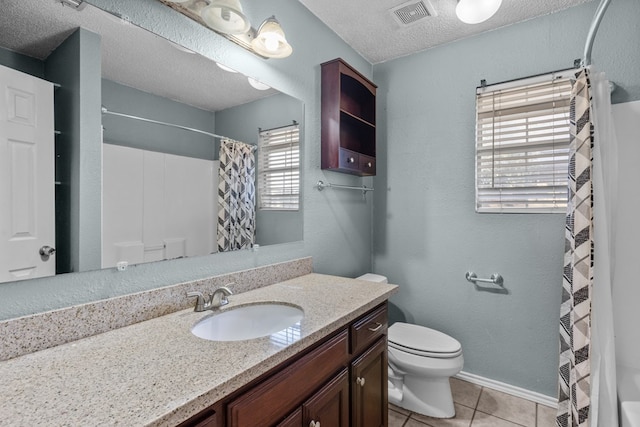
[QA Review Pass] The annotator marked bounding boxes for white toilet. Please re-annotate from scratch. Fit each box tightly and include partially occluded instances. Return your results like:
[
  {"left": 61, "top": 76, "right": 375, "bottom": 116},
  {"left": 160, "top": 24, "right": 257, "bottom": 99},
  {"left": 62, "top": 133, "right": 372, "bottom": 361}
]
[{"left": 357, "top": 273, "right": 464, "bottom": 418}]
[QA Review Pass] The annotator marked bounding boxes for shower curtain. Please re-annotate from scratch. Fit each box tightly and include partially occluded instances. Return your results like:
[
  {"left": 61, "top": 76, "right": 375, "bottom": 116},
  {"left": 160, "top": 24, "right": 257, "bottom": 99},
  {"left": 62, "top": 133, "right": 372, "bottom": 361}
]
[
  {"left": 556, "top": 67, "right": 618, "bottom": 427},
  {"left": 217, "top": 139, "right": 256, "bottom": 252}
]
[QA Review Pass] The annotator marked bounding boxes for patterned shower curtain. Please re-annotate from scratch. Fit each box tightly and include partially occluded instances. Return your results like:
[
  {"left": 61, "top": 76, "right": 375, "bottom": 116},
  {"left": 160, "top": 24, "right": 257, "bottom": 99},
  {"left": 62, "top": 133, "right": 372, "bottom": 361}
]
[
  {"left": 217, "top": 139, "right": 256, "bottom": 252},
  {"left": 557, "top": 68, "right": 593, "bottom": 427}
]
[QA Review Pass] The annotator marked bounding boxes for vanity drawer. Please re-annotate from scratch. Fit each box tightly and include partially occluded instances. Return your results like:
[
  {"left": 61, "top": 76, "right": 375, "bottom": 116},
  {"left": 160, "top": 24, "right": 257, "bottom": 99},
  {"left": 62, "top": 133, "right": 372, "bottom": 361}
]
[
  {"left": 350, "top": 304, "right": 387, "bottom": 355},
  {"left": 226, "top": 329, "right": 349, "bottom": 427}
]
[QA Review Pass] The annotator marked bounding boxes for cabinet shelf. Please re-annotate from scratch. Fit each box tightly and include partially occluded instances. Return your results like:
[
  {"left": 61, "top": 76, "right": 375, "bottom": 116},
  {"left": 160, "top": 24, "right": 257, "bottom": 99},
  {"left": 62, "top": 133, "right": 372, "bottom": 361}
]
[{"left": 321, "top": 58, "right": 377, "bottom": 176}]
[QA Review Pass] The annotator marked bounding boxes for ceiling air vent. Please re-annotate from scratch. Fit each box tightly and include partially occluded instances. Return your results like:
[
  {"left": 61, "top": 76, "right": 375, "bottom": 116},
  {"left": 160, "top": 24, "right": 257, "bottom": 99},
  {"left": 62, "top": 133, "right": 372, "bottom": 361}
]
[{"left": 390, "top": 0, "right": 437, "bottom": 27}]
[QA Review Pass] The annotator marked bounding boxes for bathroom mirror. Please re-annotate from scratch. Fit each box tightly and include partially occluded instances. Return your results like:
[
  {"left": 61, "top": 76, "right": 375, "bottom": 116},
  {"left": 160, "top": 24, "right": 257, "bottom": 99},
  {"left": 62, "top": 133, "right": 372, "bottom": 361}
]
[{"left": 0, "top": 0, "right": 303, "bottom": 283}]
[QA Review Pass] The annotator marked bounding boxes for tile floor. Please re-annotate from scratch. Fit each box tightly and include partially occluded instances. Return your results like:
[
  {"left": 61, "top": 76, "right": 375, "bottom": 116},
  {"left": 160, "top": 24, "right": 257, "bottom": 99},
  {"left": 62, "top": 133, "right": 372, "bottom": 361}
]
[{"left": 388, "top": 377, "right": 557, "bottom": 427}]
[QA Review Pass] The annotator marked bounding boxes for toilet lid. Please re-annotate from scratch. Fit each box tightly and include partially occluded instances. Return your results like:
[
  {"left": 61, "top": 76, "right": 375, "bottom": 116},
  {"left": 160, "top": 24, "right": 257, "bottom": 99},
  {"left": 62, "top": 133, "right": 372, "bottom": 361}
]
[{"left": 388, "top": 322, "right": 462, "bottom": 357}]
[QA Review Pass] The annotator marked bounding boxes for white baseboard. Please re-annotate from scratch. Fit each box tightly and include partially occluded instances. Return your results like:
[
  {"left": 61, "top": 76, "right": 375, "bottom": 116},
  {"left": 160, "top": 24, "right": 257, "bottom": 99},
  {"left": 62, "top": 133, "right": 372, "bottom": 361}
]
[{"left": 455, "top": 371, "right": 558, "bottom": 409}]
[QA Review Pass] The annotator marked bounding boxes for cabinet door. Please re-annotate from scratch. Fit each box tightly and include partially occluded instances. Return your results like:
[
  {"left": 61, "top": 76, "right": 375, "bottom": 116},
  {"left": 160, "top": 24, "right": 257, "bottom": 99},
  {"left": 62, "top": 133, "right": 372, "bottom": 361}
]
[
  {"left": 303, "top": 369, "right": 349, "bottom": 427},
  {"left": 277, "top": 408, "right": 302, "bottom": 427},
  {"left": 227, "top": 330, "right": 349, "bottom": 427},
  {"left": 351, "top": 338, "right": 388, "bottom": 427}
]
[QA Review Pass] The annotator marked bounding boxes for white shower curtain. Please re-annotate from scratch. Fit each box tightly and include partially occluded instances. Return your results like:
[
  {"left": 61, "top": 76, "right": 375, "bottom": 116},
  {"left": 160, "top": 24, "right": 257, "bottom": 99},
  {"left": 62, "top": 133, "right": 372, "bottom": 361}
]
[{"left": 589, "top": 67, "right": 618, "bottom": 427}]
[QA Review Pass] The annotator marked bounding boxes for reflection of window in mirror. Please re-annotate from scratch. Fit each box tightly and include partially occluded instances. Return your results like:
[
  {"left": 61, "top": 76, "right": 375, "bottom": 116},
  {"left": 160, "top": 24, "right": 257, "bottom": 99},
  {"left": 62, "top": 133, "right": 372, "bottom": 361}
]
[{"left": 257, "top": 124, "right": 300, "bottom": 211}]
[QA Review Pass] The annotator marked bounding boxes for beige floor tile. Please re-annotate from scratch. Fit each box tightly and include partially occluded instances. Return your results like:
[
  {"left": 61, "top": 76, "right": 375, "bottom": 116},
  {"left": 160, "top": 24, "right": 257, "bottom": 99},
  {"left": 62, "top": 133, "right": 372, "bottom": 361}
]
[
  {"left": 409, "top": 403, "right": 474, "bottom": 427},
  {"left": 471, "top": 411, "right": 526, "bottom": 427},
  {"left": 450, "top": 378, "right": 482, "bottom": 409},
  {"left": 476, "top": 388, "right": 536, "bottom": 427},
  {"left": 389, "top": 407, "right": 410, "bottom": 427},
  {"left": 390, "top": 403, "right": 412, "bottom": 416},
  {"left": 536, "top": 404, "right": 558, "bottom": 427},
  {"left": 405, "top": 418, "right": 434, "bottom": 427}
]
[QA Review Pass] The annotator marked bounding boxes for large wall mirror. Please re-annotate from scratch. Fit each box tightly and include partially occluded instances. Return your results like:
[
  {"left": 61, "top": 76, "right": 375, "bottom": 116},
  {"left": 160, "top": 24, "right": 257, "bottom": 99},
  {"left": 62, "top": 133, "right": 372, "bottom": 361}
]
[{"left": 0, "top": 0, "right": 303, "bottom": 285}]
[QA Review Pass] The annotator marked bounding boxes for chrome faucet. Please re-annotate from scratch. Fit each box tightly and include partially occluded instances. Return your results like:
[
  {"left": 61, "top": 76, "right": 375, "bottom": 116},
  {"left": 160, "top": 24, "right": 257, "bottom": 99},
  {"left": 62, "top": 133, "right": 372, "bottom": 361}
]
[
  {"left": 209, "top": 286, "right": 233, "bottom": 308},
  {"left": 186, "top": 284, "right": 234, "bottom": 312}
]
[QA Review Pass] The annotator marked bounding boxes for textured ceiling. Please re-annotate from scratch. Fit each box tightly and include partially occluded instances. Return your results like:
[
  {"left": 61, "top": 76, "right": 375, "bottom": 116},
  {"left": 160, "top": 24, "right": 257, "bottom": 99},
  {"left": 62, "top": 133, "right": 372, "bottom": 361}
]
[
  {"left": 299, "top": 0, "right": 596, "bottom": 64},
  {"left": 1, "top": 0, "right": 598, "bottom": 108},
  {"left": 0, "top": 0, "right": 277, "bottom": 113}
]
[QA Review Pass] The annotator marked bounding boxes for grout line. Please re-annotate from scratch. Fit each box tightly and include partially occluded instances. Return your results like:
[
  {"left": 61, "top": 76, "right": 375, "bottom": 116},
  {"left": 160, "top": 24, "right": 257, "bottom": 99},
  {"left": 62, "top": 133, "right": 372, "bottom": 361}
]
[{"left": 475, "top": 386, "right": 483, "bottom": 410}]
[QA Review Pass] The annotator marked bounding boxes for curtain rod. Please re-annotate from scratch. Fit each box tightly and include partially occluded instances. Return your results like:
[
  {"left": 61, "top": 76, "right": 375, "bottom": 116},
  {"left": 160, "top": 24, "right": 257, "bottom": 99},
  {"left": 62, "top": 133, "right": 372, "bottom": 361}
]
[
  {"left": 583, "top": 0, "right": 612, "bottom": 67},
  {"left": 101, "top": 106, "right": 231, "bottom": 140},
  {"left": 477, "top": 65, "right": 579, "bottom": 90},
  {"left": 259, "top": 120, "right": 299, "bottom": 133}
]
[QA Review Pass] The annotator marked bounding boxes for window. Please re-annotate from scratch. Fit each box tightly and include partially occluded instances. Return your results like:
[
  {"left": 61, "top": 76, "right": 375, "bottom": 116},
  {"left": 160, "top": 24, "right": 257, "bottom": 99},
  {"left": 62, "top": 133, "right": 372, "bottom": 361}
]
[
  {"left": 475, "top": 70, "right": 574, "bottom": 213},
  {"left": 258, "top": 124, "right": 300, "bottom": 210}
]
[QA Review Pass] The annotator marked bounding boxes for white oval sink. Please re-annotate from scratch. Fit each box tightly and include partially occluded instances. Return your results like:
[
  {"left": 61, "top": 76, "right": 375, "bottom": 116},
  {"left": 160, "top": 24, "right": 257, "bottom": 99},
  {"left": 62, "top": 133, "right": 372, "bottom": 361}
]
[{"left": 191, "top": 303, "right": 304, "bottom": 341}]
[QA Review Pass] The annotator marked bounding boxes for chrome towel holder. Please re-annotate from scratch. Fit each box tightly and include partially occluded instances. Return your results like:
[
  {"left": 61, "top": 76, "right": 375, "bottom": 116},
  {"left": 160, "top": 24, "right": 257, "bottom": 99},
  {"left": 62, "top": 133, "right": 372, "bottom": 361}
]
[
  {"left": 465, "top": 271, "right": 504, "bottom": 287},
  {"left": 316, "top": 180, "right": 374, "bottom": 200}
]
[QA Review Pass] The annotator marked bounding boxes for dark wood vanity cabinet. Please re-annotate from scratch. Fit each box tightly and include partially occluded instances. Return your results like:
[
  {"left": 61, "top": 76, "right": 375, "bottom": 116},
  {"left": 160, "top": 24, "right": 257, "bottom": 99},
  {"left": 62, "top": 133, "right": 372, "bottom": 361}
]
[
  {"left": 321, "top": 58, "right": 377, "bottom": 176},
  {"left": 351, "top": 339, "right": 388, "bottom": 427},
  {"left": 179, "top": 303, "right": 388, "bottom": 427}
]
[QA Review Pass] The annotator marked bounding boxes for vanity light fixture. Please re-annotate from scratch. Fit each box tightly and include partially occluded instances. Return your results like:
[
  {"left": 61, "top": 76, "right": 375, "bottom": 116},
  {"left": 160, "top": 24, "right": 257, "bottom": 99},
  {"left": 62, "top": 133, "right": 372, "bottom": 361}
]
[
  {"left": 55, "top": 0, "right": 86, "bottom": 10},
  {"left": 201, "top": 0, "right": 251, "bottom": 35},
  {"left": 216, "top": 62, "right": 238, "bottom": 72},
  {"left": 247, "top": 77, "right": 270, "bottom": 91},
  {"left": 455, "top": 0, "right": 502, "bottom": 24},
  {"left": 157, "top": 0, "right": 293, "bottom": 59},
  {"left": 250, "top": 16, "right": 293, "bottom": 59}
]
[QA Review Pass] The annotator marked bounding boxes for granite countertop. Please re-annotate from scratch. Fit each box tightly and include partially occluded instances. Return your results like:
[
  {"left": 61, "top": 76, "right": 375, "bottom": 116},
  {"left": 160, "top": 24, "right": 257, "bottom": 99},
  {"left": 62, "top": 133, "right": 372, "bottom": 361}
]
[{"left": 0, "top": 273, "right": 397, "bottom": 426}]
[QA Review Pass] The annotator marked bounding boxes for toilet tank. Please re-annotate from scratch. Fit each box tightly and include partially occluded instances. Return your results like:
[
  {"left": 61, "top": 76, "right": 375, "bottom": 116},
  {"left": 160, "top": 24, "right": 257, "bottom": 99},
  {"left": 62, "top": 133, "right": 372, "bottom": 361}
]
[{"left": 356, "top": 273, "right": 388, "bottom": 284}]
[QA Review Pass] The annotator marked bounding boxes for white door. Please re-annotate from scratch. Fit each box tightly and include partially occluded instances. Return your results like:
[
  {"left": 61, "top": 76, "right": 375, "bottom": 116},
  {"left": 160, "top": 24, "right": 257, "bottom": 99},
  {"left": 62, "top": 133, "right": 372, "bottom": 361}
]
[{"left": 0, "top": 64, "right": 55, "bottom": 283}]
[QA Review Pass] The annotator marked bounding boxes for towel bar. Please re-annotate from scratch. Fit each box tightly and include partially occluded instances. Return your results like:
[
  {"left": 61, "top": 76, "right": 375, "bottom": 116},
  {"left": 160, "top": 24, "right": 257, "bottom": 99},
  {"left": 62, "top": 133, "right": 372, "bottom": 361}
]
[{"left": 465, "top": 271, "right": 504, "bottom": 286}]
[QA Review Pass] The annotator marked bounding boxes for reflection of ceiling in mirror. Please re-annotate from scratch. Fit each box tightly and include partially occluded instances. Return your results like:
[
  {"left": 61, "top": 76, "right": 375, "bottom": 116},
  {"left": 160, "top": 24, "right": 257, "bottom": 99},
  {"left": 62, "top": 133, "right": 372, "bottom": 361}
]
[{"left": 0, "top": 0, "right": 277, "bottom": 112}]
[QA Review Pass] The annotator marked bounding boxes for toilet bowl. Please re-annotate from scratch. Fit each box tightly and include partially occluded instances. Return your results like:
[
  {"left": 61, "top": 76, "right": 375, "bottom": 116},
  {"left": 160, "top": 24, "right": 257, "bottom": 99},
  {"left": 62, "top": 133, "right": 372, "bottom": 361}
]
[{"left": 357, "top": 273, "right": 464, "bottom": 418}]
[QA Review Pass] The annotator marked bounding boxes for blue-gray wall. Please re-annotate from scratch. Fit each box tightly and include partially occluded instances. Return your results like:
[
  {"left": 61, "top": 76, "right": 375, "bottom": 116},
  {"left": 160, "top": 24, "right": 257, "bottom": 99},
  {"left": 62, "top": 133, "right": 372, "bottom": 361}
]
[
  {"left": 0, "top": 47, "right": 44, "bottom": 78},
  {"left": 102, "top": 79, "right": 216, "bottom": 160},
  {"left": 45, "top": 28, "right": 103, "bottom": 274},
  {"left": 372, "top": 0, "right": 640, "bottom": 397},
  {"left": 215, "top": 93, "right": 304, "bottom": 246}
]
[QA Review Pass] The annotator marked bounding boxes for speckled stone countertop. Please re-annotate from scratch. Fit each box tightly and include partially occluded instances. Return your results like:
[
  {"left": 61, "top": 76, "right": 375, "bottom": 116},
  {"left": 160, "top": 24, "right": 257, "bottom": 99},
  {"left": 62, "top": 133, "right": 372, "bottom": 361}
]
[{"left": 0, "top": 273, "right": 397, "bottom": 426}]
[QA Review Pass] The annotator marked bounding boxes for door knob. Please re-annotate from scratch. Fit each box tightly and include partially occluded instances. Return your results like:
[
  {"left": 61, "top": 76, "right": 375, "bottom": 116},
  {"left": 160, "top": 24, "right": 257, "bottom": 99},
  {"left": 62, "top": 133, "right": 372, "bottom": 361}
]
[{"left": 39, "top": 246, "right": 56, "bottom": 257}]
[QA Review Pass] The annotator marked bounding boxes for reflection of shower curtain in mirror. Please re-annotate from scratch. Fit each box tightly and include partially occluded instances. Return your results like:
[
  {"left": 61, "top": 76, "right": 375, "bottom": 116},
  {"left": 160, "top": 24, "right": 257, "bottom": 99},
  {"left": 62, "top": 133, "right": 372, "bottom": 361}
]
[{"left": 217, "top": 139, "right": 256, "bottom": 252}]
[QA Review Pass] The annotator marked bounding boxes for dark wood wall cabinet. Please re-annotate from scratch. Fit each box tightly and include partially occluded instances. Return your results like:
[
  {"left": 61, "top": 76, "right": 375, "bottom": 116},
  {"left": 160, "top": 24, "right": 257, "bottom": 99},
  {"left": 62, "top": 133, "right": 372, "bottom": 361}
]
[
  {"left": 321, "top": 58, "right": 377, "bottom": 176},
  {"left": 179, "top": 303, "right": 389, "bottom": 427}
]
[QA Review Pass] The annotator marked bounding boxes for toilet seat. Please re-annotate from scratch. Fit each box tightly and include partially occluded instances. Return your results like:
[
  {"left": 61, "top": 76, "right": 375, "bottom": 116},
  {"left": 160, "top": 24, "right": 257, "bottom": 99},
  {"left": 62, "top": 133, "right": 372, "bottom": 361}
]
[{"left": 388, "top": 322, "right": 462, "bottom": 359}]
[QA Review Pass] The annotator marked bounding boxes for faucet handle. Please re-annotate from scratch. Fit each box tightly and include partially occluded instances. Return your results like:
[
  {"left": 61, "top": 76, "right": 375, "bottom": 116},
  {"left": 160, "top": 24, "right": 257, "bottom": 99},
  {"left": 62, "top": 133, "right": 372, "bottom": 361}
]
[{"left": 187, "top": 291, "right": 207, "bottom": 312}]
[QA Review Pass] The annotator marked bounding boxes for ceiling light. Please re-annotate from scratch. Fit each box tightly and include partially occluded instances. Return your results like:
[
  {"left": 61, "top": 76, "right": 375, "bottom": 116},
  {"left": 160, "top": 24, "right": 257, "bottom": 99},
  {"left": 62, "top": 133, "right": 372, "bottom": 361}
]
[
  {"left": 201, "top": 0, "right": 251, "bottom": 35},
  {"left": 250, "top": 16, "right": 293, "bottom": 59},
  {"left": 248, "top": 77, "right": 270, "bottom": 91},
  {"left": 455, "top": 0, "right": 502, "bottom": 24},
  {"left": 216, "top": 62, "right": 238, "bottom": 73}
]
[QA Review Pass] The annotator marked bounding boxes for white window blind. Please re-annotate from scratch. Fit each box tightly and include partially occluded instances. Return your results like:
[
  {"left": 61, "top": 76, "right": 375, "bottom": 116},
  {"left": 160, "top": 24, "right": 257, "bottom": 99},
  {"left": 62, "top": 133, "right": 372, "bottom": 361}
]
[
  {"left": 258, "top": 124, "right": 300, "bottom": 210},
  {"left": 475, "top": 71, "right": 574, "bottom": 213}
]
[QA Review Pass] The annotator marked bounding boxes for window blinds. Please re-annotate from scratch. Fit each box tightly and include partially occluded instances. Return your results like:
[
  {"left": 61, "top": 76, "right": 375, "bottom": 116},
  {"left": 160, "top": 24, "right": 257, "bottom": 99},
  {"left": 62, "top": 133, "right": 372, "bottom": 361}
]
[
  {"left": 475, "top": 71, "right": 574, "bottom": 213},
  {"left": 258, "top": 124, "right": 300, "bottom": 210}
]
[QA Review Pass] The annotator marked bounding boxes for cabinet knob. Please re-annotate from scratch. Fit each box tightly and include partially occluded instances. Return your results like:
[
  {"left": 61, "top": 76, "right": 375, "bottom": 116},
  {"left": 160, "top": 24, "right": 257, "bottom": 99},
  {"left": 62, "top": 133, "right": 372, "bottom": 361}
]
[
  {"left": 367, "top": 162, "right": 372, "bottom": 168},
  {"left": 347, "top": 157, "right": 355, "bottom": 164},
  {"left": 357, "top": 377, "right": 366, "bottom": 387},
  {"left": 310, "top": 421, "right": 320, "bottom": 427}
]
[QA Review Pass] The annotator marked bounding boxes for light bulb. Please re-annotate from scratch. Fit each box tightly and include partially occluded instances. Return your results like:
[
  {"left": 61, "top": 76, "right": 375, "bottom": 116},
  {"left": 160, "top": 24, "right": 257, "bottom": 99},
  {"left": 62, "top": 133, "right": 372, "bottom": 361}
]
[
  {"left": 263, "top": 34, "right": 280, "bottom": 52},
  {"left": 456, "top": 0, "right": 502, "bottom": 24}
]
